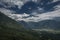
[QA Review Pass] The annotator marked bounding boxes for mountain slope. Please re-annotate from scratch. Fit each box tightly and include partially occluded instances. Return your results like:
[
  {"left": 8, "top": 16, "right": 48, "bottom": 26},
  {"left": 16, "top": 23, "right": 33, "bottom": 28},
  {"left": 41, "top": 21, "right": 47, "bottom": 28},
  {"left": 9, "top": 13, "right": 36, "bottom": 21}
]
[{"left": 0, "top": 12, "right": 23, "bottom": 29}]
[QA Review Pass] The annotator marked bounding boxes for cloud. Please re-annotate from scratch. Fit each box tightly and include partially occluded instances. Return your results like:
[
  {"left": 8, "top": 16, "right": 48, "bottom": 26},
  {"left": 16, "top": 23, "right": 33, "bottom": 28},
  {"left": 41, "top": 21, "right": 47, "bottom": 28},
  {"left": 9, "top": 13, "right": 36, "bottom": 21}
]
[
  {"left": 0, "top": 8, "right": 15, "bottom": 16},
  {"left": 0, "top": 0, "right": 39, "bottom": 9},
  {"left": 33, "top": 9, "right": 60, "bottom": 22},
  {"left": 3, "top": 9, "right": 60, "bottom": 22},
  {"left": 0, "top": 0, "right": 25, "bottom": 9},
  {"left": 8, "top": 13, "right": 30, "bottom": 21},
  {"left": 0, "top": 8, "right": 60, "bottom": 22},
  {"left": 53, "top": 0, "right": 60, "bottom": 2},
  {"left": 20, "top": 9, "right": 60, "bottom": 22}
]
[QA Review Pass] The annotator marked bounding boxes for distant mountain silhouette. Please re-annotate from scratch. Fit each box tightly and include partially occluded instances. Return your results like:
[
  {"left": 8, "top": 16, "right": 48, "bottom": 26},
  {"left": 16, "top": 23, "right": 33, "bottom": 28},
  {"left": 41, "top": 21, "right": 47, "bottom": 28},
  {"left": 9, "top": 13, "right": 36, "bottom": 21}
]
[{"left": 20, "top": 20, "right": 60, "bottom": 30}]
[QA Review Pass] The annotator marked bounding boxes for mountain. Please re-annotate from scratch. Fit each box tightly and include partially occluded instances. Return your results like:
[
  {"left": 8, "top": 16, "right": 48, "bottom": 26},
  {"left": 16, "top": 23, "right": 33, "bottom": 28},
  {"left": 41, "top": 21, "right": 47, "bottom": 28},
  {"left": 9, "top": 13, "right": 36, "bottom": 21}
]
[
  {"left": 0, "top": 12, "right": 23, "bottom": 29},
  {"left": 20, "top": 20, "right": 60, "bottom": 30}
]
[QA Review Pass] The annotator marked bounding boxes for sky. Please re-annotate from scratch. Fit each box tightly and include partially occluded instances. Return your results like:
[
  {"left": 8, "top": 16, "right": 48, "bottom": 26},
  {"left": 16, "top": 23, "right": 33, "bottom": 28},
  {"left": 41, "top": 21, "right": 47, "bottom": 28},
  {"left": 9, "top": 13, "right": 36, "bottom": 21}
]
[{"left": 0, "top": 0, "right": 60, "bottom": 22}]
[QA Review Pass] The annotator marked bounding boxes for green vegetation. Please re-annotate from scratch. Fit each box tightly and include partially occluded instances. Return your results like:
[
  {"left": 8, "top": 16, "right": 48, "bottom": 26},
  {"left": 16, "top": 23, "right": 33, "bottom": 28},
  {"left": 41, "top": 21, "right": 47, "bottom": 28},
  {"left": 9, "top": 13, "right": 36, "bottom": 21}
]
[
  {"left": 0, "top": 25, "right": 60, "bottom": 40},
  {"left": 0, "top": 25, "right": 40, "bottom": 40}
]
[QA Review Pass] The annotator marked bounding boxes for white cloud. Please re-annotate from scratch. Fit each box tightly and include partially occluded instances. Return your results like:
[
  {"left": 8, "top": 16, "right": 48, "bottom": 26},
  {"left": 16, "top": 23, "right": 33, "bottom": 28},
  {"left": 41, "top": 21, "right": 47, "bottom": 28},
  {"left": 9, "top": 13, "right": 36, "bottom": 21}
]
[
  {"left": 0, "top": 8, "right": 15, "bottom": 16},
  {"left": 23, "top": 9, "right": 60, "bottom": 22},
  {"left": 0, "top": 0, "right": 25, "bottom": 9},
  {"left": 3, "top": 9, "right": 60, "bottom": 22},
  {"left": 53, "top": 0, "right": 60, "bottom": 2},
  {"left": 11, "top": 0, "right": 24, "bottom": 9},
  {"left": 0, "top": 8, "right": 60, "bottom": 22}
]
